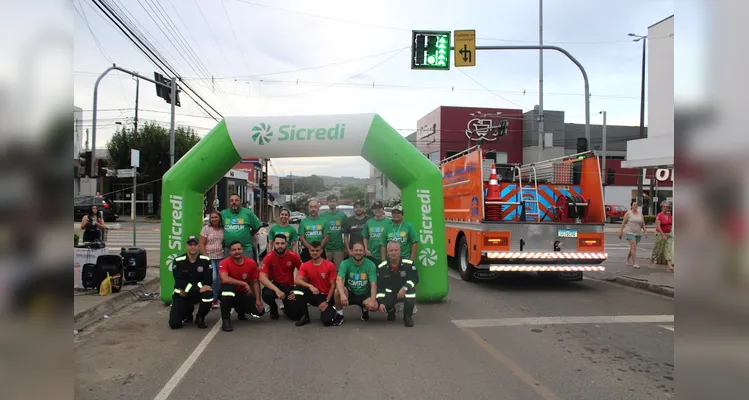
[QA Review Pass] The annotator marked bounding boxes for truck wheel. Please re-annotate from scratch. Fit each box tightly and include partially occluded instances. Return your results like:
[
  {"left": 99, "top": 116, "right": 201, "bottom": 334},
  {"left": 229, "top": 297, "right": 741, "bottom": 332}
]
[{"left": 457, "top": 236, "right": 476, "bottom": 282}]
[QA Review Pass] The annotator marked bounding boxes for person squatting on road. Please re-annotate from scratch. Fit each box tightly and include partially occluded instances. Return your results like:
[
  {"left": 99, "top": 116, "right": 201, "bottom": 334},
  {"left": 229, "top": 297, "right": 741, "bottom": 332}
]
[
  {"left": 377, "top": 240, "right": 419, "bottom": 327},
  {"left": 169, "top": 236, "right": 214, "bottom": 330},
  {"left": 333, "top": 241, "right": 378, "bottom": 326},
  {"left": 292, "top": 241, "right": 338, "bottom": 327},
  {"left": 218, "top": 241, "right": 265, "bottom": 332},
  {"left": 259, "top": 233, "right": 303, "bottom": 321}
]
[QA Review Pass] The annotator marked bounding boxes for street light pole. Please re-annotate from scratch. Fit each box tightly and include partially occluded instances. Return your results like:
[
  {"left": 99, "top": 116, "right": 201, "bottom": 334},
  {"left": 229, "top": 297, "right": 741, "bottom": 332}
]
[
  {"left": 629, "top": 33, "right": 648, "bottom": 209},
  {"left": 538, "top": 0, "right": 545, "bottom": 162},
  {"left": 600, "top": 111, "right": 607, "bottom": 201}
]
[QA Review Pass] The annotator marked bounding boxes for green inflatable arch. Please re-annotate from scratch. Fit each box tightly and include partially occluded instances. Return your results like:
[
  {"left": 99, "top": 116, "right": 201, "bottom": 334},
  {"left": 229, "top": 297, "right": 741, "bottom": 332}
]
[{"left": 159, "top": 113, "right": 448, "bottom": 304}]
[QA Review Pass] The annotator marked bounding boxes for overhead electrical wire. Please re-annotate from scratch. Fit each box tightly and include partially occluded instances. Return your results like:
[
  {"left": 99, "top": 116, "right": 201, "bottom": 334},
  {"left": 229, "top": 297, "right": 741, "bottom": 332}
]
[{"left": 89, "top": 0, "right": 223, "bottom": 121}]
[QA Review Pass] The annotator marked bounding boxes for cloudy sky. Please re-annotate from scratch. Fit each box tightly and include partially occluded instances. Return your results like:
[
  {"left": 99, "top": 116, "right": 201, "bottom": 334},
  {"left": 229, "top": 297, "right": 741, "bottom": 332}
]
[{"left": 73, "top": 0, "right": 685, "bottom": 178}]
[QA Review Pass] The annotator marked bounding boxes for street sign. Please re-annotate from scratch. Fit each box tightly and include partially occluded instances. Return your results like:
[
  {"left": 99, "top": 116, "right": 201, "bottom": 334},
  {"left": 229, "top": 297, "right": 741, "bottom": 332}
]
[
  {"left": 454, "top": 30, "right": 476, "bottom": 67},
  {"left": 117, "top": 169, "right": 135, "bottom": 178},
  {"left": 411, "top": 30, "right": 451, "bottom": 71},
  {"left": 131, "top": 149, "right": 140, "bottom": 168}
]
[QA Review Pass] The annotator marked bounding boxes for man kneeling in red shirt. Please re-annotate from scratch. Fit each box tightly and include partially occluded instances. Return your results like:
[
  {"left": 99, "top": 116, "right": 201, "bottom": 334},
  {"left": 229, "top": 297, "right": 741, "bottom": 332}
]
[
  {"left": 292, "top": 241, "right": 338, "bottom": 327},
  {"left": 219, "top": 240, "right": 265, "bottom": 332},
  {"left": 259, "top": 233, "right": 303, "bottom": 321}
]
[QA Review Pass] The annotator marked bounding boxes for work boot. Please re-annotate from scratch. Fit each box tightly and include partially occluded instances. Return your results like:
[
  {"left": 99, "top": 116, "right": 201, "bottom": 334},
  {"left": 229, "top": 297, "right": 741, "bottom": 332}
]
[
  {"left": 221, "top": 318, "right": 233, "bottom": 332},
  {"left": 387, "top": 309, "right": 396, "bottom": 321},
  {"left": 195, "top": 314, "right": 208, "bottom": 329},
  {"left": 361, "top": 307, "right": 370, "bottom": 321},
  {"left": 270, "top": 312, "right": 280, "bottom": 320},
  {"left": 403, "top": 301, "right": 415, "bottom": 328},
  {"left": 237, "top": 312, "right": 247, "bottom": 321},
  {"left": 182, "top": 314, "right": 193, "bottom": 324},
  {"left": 295, "top": 314, "right": 311, "bottom": 327}
]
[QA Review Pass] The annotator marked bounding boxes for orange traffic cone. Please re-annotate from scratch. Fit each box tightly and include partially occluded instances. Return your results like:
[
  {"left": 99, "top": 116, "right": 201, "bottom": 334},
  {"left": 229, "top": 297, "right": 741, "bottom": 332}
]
[{"left": 485, "top": 164, "right": 502, "bottom": 221}]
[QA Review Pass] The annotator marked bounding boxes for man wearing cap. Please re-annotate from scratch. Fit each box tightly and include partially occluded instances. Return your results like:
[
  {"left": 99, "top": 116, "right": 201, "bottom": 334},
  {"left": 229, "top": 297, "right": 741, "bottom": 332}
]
[
  {"left": 381, "top": 205, "right": 419, "bottom": 261},
  {"left": 343, "top": 199, "right": 368, "bottom": 258},
  {"left": 362, "top": 201, "right": 392, "bottom": 266},
  {"left": 169, "top": 235, "right": 214, "bottom": 329}
]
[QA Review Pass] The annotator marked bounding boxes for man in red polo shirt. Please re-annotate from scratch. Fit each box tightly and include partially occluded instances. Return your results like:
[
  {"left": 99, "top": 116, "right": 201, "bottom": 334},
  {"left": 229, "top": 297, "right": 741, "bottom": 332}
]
[
  {"left": 292, "top": 241, "right": 338, "bottom": 327},
  {"left": 218, "top": 240, "right": 265, "bottom": 332},
  {"left": 259, "top": 233, "right": 303, "bottom": 321}
]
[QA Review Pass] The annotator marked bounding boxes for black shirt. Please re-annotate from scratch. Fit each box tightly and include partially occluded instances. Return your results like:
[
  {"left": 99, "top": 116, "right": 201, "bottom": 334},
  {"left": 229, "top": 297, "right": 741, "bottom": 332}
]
[{"left": 343, "top": 214, "right": 368, "bottom": 249}]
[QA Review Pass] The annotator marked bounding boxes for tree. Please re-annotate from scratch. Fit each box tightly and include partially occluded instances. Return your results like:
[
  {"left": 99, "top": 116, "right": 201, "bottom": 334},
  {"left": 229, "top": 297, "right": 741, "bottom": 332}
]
[
  {"left": 106, "top": 121, "right": 201, "bottom": 217},
  {"left": 340, "top": 184, "right": 366, "bottom": 203}
]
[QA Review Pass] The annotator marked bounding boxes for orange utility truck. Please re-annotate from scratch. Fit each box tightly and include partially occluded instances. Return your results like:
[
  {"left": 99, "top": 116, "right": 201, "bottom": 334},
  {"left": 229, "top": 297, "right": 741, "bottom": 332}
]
[{"left": 440, "top": 146, "right": 608, "bottom": 281}]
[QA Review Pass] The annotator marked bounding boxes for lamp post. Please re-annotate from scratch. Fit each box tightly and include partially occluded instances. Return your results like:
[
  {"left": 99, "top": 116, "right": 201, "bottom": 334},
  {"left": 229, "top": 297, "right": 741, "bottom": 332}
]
[{"left": 628, "top": 32, "right": 647, "bottom": 209}]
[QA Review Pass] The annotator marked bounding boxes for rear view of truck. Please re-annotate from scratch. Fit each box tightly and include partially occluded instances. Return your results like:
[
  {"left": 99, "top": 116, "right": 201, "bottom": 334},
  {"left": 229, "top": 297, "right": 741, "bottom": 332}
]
[{"left": 441, "top": 146, "right": 607, "bottom": 282}]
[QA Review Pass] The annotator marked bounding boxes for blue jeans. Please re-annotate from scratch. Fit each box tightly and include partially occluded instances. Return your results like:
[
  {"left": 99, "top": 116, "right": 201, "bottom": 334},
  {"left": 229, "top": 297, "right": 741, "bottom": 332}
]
[{"left": 211, "top": 259, "right": 221, "bottom": 301}]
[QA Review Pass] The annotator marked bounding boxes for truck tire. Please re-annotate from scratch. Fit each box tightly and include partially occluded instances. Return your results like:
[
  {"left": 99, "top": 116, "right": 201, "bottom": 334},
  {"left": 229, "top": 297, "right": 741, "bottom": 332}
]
[{"left": 457, "top": 236, "right": 477, "bottom": 282}]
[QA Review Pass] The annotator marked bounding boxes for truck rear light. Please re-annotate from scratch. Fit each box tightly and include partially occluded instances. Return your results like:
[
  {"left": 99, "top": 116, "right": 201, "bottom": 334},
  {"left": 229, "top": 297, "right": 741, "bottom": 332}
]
[
  {"left": 578, "top": 238, "right": 601, "bottom": 249},
  {"left": 483, "top": 236, "right": 509, "bottom": 247}
]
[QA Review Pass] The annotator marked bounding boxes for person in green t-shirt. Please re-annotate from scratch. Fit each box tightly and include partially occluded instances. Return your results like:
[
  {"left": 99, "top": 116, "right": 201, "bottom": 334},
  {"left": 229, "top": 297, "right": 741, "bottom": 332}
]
[
  {"left": 362, "top": 201, "right": 392, "bottom": 265},
  {"left": 381, "top": 204, "right": 419, "bottom": 260},
  {"left": 323, "top": 194, "right": 347, "bottom": 269},
  {"left": 332, "top": 241, "right": 378, "bottom": 325},
  {"left": 297, "top": 198, "right": 331, "bottom": 263},
  {"left": 221, "top": 193, "right": 262, "bottom": 259},
  {"left": 268, "top": 208, "right": 299, "bottom": 253}
]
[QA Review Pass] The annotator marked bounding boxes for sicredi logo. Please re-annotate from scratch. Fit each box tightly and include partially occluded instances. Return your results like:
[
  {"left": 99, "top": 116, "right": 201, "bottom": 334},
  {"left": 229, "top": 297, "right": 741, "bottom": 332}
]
[
  {"left": 166, "top": 194, "right": 184, "bottom": 270},
  {"left": 251, "top": 123, "right": 346, "bottom": 144},
  {"left": 416, "top": 189, "right": 438, "bottom": 267}
]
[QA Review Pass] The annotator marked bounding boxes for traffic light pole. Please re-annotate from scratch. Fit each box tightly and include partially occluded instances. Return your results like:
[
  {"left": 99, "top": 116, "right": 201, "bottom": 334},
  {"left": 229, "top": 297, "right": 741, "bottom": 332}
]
[
  {"left": 91, "top": 64, "right": 176, "bottom": 178},
  {"left": 452, "top": 45, "right": 591, "bottom": 145}
]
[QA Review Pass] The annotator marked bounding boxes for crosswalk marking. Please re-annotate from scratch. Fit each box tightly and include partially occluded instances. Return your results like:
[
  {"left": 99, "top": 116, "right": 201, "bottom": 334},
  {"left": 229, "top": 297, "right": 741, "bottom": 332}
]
[
  {"left": 104, "top": 231, "right": 160, "bottom": 252},
  {"left": 658, "top": 324, "right": 674, "bottom": 331}
]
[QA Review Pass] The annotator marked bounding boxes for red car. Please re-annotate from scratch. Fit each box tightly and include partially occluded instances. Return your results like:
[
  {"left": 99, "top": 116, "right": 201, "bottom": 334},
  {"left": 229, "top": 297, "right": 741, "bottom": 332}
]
[{"left": 605, "top": 204, "right": 628, "bottom": 223}]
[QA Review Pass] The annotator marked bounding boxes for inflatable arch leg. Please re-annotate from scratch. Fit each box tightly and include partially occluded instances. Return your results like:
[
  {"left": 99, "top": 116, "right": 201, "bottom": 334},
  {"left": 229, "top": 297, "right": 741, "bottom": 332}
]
[{"left": 159, "top": 114, "right": 447, "bottom": 304}]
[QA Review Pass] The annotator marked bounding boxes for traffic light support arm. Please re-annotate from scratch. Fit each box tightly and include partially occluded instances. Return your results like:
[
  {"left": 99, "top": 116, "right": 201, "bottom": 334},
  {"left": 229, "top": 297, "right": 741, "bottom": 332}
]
[
  {"left": 91, "top": 64, "right": 177, "bottom": 178},
  {"left": 451, "top": 45, "right": 591, "bottom": 146}
]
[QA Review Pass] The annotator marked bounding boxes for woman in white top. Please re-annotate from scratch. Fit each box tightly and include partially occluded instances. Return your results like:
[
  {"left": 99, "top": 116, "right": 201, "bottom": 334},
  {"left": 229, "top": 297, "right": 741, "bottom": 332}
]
[{"left": 618, "top": 202, "right": 648, "bottom": 268}]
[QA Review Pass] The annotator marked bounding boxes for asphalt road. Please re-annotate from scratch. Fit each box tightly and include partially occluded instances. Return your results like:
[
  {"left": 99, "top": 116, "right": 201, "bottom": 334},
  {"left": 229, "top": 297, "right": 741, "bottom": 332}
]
[{"left": 75, "top": 264, "right": 674, "bottom": 400}]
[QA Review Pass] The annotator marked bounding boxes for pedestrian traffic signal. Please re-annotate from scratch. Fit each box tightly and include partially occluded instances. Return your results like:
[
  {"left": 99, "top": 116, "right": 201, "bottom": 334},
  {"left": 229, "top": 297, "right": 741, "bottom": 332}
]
[
  {"left": 411, "top": 30, "right": 451, "bottom": 71},
  {"left": 576, "top": 137, "right": 588, "bottom": 154}
]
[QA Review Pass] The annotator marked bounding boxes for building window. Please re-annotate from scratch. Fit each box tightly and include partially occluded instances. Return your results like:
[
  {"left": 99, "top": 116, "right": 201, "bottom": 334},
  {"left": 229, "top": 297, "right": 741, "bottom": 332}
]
[{"left": 428, "top": 151, "right": 440, "bottom": 163}]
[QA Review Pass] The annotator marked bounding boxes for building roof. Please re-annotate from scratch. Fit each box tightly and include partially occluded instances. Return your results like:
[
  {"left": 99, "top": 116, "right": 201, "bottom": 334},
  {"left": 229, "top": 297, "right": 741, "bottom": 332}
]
[{"left": 648, "top": 14, "right": 674, "bottom": 29}]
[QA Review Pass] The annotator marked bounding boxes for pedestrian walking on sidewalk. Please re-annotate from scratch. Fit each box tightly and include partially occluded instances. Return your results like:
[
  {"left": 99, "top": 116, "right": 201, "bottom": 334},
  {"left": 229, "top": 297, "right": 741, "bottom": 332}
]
[
  {"left": 649, "top": 201, "right": 674, "bottom": 272},
  {"left": 200, "top": 210, "right": 224, "bottom": 309},
  {"left": 618, "top": 202, "right": 648, "bottom": 268}
]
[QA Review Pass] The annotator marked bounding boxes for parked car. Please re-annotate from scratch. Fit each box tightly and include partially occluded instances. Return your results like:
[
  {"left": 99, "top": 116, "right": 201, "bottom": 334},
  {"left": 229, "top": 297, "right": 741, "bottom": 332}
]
[
  {"left": 289, "top": 211, "right": 305, "bottom": 224},
  {"left": 604, "top": 204, "right": 628, "bottom": 223},
  {"left": 74, "top": 196, "right": 119, "bottom": 222}
]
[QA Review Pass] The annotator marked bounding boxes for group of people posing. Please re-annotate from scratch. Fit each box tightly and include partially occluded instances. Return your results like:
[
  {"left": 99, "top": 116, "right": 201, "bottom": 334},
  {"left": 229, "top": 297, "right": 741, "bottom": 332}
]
[{"left": 171, "top": 194, "right": 420, "bottom": 332}]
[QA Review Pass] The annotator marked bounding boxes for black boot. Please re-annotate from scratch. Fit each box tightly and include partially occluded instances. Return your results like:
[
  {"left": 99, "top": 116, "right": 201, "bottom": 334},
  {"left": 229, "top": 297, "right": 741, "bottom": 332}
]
[
  {"left": 221, "top": 318, "right": 233, "bottom": 332},
  {"left": 387, "top": 309, "right": 396, "bottom": 321},
  {"left": 295, "top": 313, "right": 311, "bottom": 326},
  {"left": 195, "top": 314, "right": 208, "bottom": 329},
  {"left": 403, "top": 301, "right": 415, "bottom": 327}
]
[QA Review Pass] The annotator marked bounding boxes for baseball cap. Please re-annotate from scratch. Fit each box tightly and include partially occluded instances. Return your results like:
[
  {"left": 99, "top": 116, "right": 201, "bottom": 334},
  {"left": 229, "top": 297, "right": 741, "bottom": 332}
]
[
  {"left": 392, "top": 205, "right": 403, "bottom": 213},
  {"left": 371, "top": 201, "right": 384, "bottom": 209},
  {"left": 354, "top": 199, "right": 365, "bottom": 206},
  {"left": 187, "top": 235, "right": 199, "bottom": 245}
]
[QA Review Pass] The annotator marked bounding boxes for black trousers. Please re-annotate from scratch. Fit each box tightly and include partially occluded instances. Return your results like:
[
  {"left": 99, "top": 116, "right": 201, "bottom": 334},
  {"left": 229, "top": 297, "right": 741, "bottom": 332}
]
[
  {"left": 292, "top": 287, "right": 336, "bottom": 326},
  {"left": 300, "top": 247, "right": 327, "bottom": 263},
  {"left": 219, "top": 285, "right": 265, "bottom": 319},
  {"left": 261, "top": 284, "right": 301, "bottom": 320},
  {"left": 378, "top": 291, "right": 416, "bottom": 318},
  {"left": 169, "top": 290, "right": 213, "bottom": 329}
]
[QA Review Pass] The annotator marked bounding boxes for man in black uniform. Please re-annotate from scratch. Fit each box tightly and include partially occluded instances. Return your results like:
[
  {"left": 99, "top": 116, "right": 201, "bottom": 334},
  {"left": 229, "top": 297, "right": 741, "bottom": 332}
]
[
  {"left": 169, "top": 236, "right": 214, "bottom": 329},
  {"left": 376, "top": 240, "right": 419, "bottom": 327},
  {"left": 343, "top": 199, "right": 368, "bottom": 258}
]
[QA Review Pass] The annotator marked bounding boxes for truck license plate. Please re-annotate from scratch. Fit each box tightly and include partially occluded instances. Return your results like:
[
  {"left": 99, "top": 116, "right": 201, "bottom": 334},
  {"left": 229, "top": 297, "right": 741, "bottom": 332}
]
[{"left": 557, "top": 229, "right": 578, "bottom": 238}]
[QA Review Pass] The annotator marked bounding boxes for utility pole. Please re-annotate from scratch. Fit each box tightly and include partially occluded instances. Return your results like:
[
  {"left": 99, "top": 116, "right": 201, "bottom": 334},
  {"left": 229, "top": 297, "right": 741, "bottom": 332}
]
[
  {"left": 629, "top": 33, "right": 648, "bottom": 208},
  {"left": 538, "top": 0, "right": 545, "bottom": 162},
  {"left": 133, "top": 76, "right": 139, "bottom": 134},
  {"left": 85, "top": 128, "right": 89, "bottom": 151},
  {"left": 600, "top": 111, "right": 607, "bottom": 202},
  {"left": 263, "top": 158, "right": 269, "bottom": 221},
  {"left": 169, "top": 77, "right": 177, "bottom": 167},
  {"left": 291, "top": 171, "right": 295, "bottom": 202}
]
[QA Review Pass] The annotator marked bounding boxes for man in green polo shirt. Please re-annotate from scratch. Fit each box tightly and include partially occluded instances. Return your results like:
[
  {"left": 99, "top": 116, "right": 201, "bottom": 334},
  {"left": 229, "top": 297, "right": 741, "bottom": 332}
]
[
  {"left": 221, "top": 193, "right": 262, "bottom": 260},
  {"left": 381, "top": 205, "right": 419, "bottom": 261},
  {"left": 333, "top": 241, "right": 378, "bottom": 325},
  {"left": 362, "top": 201, "right": 392, "bottom": 266},
  {"left": 323, "top": 194, "right": 347, "bottom": 269},
  {"left": 298, "top": 198, "right": 331, "bottom": 262}
]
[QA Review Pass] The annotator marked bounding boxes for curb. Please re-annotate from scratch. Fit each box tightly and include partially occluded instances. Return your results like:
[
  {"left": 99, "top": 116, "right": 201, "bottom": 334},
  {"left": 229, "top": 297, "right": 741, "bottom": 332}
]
[
  {"left": 605, "top": 275, "right": 674, "bottom": 298},
  {"left": 74, "top": 276, "right": 161, "bottom": 331}
]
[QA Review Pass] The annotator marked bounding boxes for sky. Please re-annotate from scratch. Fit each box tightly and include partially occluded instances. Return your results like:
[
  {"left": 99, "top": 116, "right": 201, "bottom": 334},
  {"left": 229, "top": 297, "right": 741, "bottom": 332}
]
[{"left": 72, "top": 0, "right": 683, "bottom": 178}]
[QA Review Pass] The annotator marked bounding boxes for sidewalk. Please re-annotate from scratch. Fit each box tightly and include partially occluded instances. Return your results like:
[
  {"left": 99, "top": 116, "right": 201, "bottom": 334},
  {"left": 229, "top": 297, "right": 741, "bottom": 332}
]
[
  {"left": 74, "top": 267, "right": 161, "bottom": 332},
  {"left": 586, "top": 259, "right": 674, "bottom": 297}
]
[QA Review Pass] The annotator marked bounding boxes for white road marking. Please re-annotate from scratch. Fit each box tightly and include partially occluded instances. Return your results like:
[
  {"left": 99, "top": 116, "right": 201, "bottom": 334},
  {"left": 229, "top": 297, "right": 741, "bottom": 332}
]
[
  {"left": 658, "top": 324, "right": 674, "bottom": 331},
  {"left": 452, "top": 315, "right": 674, "bottom": 328},
  {"left": 152, "top": 319, "right": 222, "bottom": 400}
]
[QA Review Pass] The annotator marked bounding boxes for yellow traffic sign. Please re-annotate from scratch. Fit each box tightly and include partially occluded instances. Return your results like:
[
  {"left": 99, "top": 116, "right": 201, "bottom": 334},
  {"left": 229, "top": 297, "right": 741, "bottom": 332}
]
[{"left": 454, "top": 30, "right": 476, "bottom": 67}]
